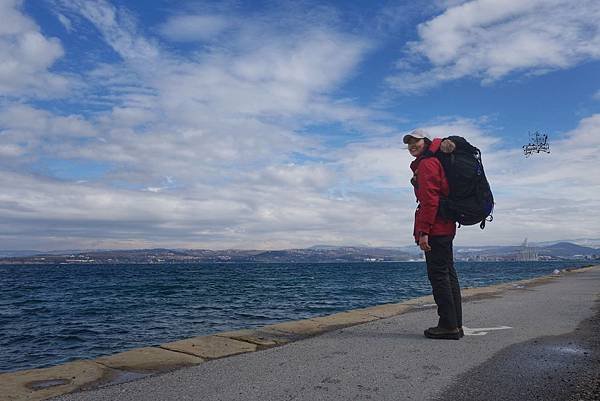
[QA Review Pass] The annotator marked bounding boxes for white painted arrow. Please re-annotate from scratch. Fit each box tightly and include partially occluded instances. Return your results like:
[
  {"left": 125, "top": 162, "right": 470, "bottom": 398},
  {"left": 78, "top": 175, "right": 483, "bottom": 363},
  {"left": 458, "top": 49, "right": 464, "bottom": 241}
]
[{"left": 463, "top": 325, "right": 512, "bottom": 336}]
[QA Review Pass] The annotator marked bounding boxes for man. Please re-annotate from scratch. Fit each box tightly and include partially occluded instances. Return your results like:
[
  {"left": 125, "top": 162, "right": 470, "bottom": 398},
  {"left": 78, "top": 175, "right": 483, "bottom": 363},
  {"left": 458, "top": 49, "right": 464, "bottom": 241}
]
[{"left": 404, "top": 129, "right": 463, "bottom": 340}]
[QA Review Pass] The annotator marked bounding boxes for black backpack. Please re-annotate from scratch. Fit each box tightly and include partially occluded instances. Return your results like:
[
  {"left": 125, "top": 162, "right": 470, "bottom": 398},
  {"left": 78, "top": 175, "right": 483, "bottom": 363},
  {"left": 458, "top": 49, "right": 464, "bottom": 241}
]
[{"left": 425, "top": 136, "right": 494, "bottom": 229}]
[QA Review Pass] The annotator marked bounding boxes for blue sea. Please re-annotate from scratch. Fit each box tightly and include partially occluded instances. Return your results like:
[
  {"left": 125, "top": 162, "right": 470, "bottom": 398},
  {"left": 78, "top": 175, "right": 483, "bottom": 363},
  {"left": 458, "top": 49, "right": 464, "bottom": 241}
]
[{"left": 0, "top": 261, "right": 591, "bottom": 373}]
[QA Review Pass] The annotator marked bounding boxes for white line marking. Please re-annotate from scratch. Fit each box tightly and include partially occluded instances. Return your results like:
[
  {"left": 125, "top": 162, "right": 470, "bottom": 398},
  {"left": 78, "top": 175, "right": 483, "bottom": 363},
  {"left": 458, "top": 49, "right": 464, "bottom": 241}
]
[{"left": 463, "top": 325, "right": 512, "bottom": 336}]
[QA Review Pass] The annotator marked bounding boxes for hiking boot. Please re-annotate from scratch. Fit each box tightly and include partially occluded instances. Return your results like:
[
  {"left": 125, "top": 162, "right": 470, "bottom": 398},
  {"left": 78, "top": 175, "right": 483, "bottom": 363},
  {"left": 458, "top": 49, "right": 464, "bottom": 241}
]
[{"left": 424, "top": 326, "right": 461, "bottom": 340}]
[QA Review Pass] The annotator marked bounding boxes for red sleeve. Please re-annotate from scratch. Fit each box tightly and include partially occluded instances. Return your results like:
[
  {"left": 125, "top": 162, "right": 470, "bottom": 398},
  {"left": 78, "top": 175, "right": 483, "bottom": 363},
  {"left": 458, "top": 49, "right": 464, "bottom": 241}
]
[{"left": 415, "top": 158, "right": 442, "bottom": 235}]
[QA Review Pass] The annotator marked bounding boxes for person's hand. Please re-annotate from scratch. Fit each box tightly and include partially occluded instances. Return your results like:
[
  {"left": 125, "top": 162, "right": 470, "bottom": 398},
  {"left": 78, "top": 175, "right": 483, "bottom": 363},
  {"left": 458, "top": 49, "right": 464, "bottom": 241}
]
[{"left": 419, "top": 234, "right": 431, "bottom": 252}]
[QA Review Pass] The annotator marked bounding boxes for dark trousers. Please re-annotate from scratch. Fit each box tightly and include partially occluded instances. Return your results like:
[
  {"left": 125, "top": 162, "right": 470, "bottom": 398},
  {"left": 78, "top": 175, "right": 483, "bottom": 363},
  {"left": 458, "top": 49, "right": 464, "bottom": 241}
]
[{"left": 425, "top": 235, "right": 462, "bottom": 329}]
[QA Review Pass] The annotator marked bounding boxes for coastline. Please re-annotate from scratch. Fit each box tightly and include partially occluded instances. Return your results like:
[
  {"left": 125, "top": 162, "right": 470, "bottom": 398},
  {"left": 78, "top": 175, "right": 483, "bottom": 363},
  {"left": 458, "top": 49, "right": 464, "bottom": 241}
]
[{"left": 1, "top": 264, "right": 598, "bottom": 401}]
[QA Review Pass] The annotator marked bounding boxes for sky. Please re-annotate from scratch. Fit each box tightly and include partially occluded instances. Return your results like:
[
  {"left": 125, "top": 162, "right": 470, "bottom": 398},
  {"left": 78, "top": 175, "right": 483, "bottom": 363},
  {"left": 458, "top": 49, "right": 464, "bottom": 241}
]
[{"left": 1, "top": 0, "right": 599, "bottom": 251}]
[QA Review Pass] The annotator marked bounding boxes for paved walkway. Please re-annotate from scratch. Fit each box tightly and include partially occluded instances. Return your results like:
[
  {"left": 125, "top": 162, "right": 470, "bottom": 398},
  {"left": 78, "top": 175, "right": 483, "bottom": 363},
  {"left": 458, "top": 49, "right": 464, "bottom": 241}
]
[{"left": 55, "top": 268, "right": 600, "bottom": 401}]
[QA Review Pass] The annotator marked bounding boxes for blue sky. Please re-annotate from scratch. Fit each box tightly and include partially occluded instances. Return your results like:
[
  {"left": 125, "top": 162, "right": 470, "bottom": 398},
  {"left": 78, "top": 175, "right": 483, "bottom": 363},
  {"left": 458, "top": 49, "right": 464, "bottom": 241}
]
[{"left": 1, "top": 0, "right": 599, "bottom": 250}]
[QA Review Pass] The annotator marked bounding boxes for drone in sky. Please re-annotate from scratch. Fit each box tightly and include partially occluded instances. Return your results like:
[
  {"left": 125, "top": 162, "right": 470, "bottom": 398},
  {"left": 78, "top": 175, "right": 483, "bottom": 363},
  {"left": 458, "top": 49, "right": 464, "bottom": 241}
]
[{"left": 523, "top": 131, "right": 550, "bottom": 157}]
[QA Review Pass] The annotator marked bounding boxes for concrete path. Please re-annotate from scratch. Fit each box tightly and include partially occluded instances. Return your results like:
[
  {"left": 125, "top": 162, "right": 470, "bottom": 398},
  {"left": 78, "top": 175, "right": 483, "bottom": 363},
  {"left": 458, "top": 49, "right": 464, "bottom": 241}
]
[{"left": 55, "top": 268, "right": 600, "bottom": 401}]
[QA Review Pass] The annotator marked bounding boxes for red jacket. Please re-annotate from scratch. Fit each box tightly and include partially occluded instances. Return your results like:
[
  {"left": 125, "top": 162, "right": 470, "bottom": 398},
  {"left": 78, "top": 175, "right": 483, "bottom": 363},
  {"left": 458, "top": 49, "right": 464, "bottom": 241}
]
[{"left": 410, "top": 138, "right": 456, "bottom": 243}]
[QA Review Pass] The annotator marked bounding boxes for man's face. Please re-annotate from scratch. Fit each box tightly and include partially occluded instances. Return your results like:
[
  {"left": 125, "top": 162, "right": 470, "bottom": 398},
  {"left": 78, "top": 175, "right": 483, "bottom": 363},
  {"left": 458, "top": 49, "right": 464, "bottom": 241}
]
[{"left": 407, "top": 138, "right": 425, "bottom": 158}]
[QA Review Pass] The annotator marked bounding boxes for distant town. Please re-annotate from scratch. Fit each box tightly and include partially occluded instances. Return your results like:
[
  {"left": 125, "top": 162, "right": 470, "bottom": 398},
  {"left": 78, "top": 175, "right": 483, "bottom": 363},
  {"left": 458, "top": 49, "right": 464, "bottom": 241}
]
[{"left": 0, "top": 240, "right": 598, "bottom": 265}]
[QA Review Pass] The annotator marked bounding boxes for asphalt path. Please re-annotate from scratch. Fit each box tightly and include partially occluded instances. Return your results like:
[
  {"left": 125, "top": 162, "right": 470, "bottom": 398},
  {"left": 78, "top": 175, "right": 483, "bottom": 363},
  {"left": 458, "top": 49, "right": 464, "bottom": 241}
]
[
  {"left": 55, "top": 268, "right": 600, "bottom": 401},
  {"left": 438, "top": 298, "right": 600, "bottom": 401}
]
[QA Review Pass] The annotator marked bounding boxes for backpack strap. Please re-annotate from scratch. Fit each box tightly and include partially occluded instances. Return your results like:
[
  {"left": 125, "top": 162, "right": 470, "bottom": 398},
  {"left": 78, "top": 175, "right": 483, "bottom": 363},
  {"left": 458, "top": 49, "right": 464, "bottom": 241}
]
[{"left": 423, "top": 138, "right": 443, "bottom": 157}]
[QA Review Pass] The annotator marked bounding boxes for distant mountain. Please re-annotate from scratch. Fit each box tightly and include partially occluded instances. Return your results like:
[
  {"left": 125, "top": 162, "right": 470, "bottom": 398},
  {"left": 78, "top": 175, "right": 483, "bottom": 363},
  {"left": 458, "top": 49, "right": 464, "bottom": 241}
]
[
  {"left": 309, "top": 244, "right": 375, "bottom": 250},
  {"left": 1, "top": 241, "right": 597, "bottom": 265},
  {"left": 538, "top": 242, "right": 597, "bottom": 257},
  {"left": 453, "top": 242, "right": 598, "bottom": 261},
  {"left": 0, "top": 246, "right": 413, "bottom": 264},
  {"left": 0, "top": 249, "right": 116, "bottom": 257},
  {"left": 533, "top": 238, "right": 600, "bottom": 249},
  {"left": 455, "top": 245, "right": 521, "bottom": 255},
  {"left": 247, "top": 246, "right": 412, "bottom": 263},
  {"left": 0, "top": 250, "right": 44, "bottom": 258}
]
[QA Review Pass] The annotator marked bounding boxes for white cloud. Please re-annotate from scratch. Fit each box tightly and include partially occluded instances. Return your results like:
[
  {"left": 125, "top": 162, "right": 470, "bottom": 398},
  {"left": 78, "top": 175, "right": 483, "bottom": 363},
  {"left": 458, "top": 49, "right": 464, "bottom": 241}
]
[
  {"left": 0, "top": 163, "right": 411, "bottom": 250},
  {"left": 0, "top": 0, "right": 69, "bottom": 97},
  {"left": 2, "top": 106, "right": 599, "bottom": 249},
  {"left": 0, "top": 144, "right": 24, "bottom": 157},
  {"left": 253, "top": 164, "right": 335, "bottom": 189},
  {"left": 0, "top": 0, "right": 391, "bottom": 250},
  {"left": 56, "top": 13, "right": 73, "bottom": 32},
  {"left": 0, "top": 104, "right": 96, "bottom": 138},
  {"left": 42, "top": 1, "right": 373, "bottom": 179},
  {"left": 159, "top": 14, "right": 233, "bottom": 42},
  {"left": 489, "top": 114, "right": 600, "bottom": 190},
  {"left": 433, "top": 0, "right": 470, "bottom": 8},
  {"left": 455, "top": 114, "right": 600, "bottom": 245},
  {"left": 58, "top": 0, "right": 160, "bottom": 64},
  {"left": 0, "top": 104, "right": 98, "bottom": 164},
  {"left": 390, "top": 0, "right": 600, "bottom": 92}
]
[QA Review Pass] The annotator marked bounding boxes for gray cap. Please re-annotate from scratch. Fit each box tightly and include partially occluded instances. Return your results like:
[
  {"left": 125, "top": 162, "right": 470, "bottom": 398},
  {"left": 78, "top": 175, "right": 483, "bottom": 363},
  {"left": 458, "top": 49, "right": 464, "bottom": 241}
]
[{"left": 403, "top": 129, "right": 429, "bottom": 144}]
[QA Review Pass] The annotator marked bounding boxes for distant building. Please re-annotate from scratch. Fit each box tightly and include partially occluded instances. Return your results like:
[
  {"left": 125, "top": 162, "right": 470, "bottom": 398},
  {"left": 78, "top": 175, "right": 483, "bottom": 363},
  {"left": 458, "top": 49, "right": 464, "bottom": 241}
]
[{"left": 517, "top": 238, "right": 538, "bottom": 261}]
